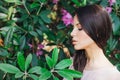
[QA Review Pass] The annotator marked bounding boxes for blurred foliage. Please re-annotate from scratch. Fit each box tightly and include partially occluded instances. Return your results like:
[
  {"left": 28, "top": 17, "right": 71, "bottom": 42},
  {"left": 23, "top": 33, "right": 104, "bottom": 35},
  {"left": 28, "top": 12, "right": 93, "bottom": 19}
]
[{"left": 0, "top": 0, "right": 120, "bottom": 80}]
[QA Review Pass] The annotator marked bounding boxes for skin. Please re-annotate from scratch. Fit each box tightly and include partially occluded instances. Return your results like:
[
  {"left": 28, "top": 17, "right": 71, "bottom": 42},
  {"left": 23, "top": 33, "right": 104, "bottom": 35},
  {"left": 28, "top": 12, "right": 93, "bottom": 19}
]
[{"left": 71, "top": 15, "right": 114, "bottom": 70}]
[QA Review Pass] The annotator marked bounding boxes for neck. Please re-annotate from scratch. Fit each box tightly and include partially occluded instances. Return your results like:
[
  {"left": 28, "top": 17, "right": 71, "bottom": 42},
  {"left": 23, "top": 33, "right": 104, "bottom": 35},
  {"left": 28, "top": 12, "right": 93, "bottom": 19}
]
[{"left": 84, "top": 43, "right": 114, "bottom": 70}]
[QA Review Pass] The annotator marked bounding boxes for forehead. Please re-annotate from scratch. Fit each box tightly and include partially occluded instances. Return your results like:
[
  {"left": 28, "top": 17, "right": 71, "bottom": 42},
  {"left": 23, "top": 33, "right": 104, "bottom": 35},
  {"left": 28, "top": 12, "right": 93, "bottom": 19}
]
[{"left": 73, "top": 15, "right": 79, "bottom": 24}]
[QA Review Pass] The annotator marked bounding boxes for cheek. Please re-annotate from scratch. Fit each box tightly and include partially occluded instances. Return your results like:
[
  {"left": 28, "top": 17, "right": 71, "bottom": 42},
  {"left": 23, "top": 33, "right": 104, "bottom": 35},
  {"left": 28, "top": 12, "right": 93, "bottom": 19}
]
[{"left": 74, "top": 32, "right": 94, "bottom": 50}]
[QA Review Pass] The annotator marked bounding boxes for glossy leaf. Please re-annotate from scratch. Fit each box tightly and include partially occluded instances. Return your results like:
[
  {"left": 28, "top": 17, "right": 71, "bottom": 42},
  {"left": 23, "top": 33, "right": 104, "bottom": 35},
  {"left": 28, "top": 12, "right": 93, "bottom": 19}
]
[
  {"left": 39, "top": 69, "right": 51, "bottom": 80},
  {"left": 0, "top": 63, "right": 20, "bottom": 74},
  {"left": 45, "top": 55, "right": 53, "bottom": 68},
  {"left": 30, "top": 2, "right": 40, "bottom": 8},
  {"left": 40, "top": 10, "right": 51, "bottom": 23},
  {"left": 115, "top": 54, "right": 120, "bottom": 60},
  {"left": 0, "top": 48, "right": 9, "bottom": 57},
  {"left": 29, "top": 74, "right": 39, "bottom": 80},
  {"left": 58, "top": 69, "right": 82, "bottom": 78},
  {"left": 25, "top": 54, "right": 32, "bottom": 70},
  {"left": 4, "top": 27, "right": 14, "bottom": 46},
  {"left": 7, "top": 6, "right": 14, "bottom": 20},
  {"left": 20, "top": 35, "right": 26, "bottom": 50},
  {"left": 29, "top": 31, "right": 38, "bottom": 37},
  {"left": 0, "top": 13, "right": 7, "bottom": 19},
  {"left": 52, "top": 47, "right": 59, "bottom": 67},
  {"left": 15, "top": 71, "right": 24, "bottom": 78},
  {"left": 5, "top": 0, "right": 22, "bottom": 5},
  {"left": 17, "top": 52, "right": 25, "bottom": 71},
  {"left": 28, "top": 66, "right": 42, "bottom": 74},
  {"left": 55, "top": 59, "right": 72, "bottom": 69},
  {"left": 57, "top": 70, "right": 73, "bottom": 80},
  {"left": 56, "top": 24, "right": 66, "bottom": 29}
]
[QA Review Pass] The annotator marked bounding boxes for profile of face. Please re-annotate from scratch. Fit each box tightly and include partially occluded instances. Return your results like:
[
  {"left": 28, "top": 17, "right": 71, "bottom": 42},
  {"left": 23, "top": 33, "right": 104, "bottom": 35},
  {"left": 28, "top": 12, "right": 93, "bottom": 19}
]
[
  {"left": 71, "top": 15, "right": 95, "bottom": 50},
  {"left": 71, "top": 5, "right": 112, "bottom": 50}
]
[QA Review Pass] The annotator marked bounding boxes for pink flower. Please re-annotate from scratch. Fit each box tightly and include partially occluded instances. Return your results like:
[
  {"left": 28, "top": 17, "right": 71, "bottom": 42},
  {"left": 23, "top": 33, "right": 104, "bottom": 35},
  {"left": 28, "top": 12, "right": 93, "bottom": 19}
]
[
  {"left": 36, "top": 44, "right": 44, "bottom": 56},
  {"left": 36, "top": 50, "right": 43, "bottom": 56},
  {"left": 38, "top": 44, "right": 44, "bottom": 49},
  {"left": 61, "top": 9, "right": 73, "bottom": 26},
  {"left": 61, "top": 9, "right": 68, "bottom": 15},
  {"left": 28, "top": 43, "right": 33, "bottom": 48},
  {"left": 108, "top": 0, "right": 116, "bottom": 6},
  {"left": 106, "top": 7, "right": 112, "bottom": 13},
  {"left": 53, "top": 0, "right": 59, "bottom": 4}
]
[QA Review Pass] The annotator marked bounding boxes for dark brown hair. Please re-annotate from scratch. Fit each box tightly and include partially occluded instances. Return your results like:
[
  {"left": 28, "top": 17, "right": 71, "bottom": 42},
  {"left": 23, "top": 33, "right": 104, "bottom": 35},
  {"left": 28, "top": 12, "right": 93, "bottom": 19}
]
[{"left": 73, "top": 4, "right": 112, "bottom": 80}]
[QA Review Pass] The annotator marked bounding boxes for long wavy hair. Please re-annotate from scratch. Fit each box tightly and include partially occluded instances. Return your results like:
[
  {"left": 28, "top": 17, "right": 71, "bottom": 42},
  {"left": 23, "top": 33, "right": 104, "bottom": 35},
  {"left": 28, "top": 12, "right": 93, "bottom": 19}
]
[{"left": 73, "top": 4, "right": 112, "bottom": 80}]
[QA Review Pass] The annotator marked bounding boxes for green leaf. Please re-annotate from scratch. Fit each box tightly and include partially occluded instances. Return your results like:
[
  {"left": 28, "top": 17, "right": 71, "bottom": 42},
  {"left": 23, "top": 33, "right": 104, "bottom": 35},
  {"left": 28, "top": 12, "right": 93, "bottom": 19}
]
[
  {"left": 45, "top": 55, "right": 54, "bottom": 69},
  {"left": 57, "top": 70, "right": 73, "bottom": 80},
  {"left": 39, "top": 0, "right": 47, "bottom": 3},
  {"left": 29, "top": 31, "right": 38, "bottom": 37},
  {"left": 115, "top": 54, "right": 120, "bottom": 60},
  {"left": 25, "top": 54, "right": 32, "bottom": 70},
  {"left": 28, "top": 66, "right": 42, "bottom": 74},
  {"left": 31, "top": 54, "right": 39, "bottom": 66},
  {"left": 100, "top": 0, "right": 108, "bottom": 7},
  {"left": 0, "top": 26, "right": 11, "bottom": 31},
  {"left": 20, "top": 35, "right": 26, "bottom": 50},
  {"left": 4, "top": 0, "right": 22, "bottom": 5},
  {"left": 39, "top": 69, "right": 51, "bottom": 80},
  {"left": 111, "top": 13, "right": 120, "bottom": 36},
  {"left": 7, "top": 6, "right": 14, "bottom": 20},
  {"left": 40, "top": 10, "right": 51, "bottom": 23},
  {"left": 58, "top": 69, "right": 82, "bottom": 78},
  {"left": 0, "top": 6, "right": 8, "bottom": 14},
  {"left": 71, "top": 0, "right": 81, "bottom": 6},
  {"left": 108, "top": 37, "right": 118, "bottom": 51},
  {"left": 36, "top": 29, "right": 43, "bottom": 36},
  {"left": 0, "top": 13, "right": 7, "bottom": 19},
  {"left": 56, "top": 31, "right": 66, "bottom": 44},
  {"left": 52, "top": 47, "right": 59, "bottom": 67},
  {"left": 0, "top": 63, "right": 20, "bottom": 74},
  {"left": 29, "top": 74, "right": 39, "bottom": 80},
  {"left": 17, "top": 52, "right": 25, "bottom": 71},
  {"left": 15, "top": 71, "right": 24, "bottom": 78},
  {"left": 55, "top": 59, "right": 72, "bottom": 69},
  {"left": 53, "top": 76, "right": 59, "bottom": 80},
  {"left": 4, "top": 27, "right": 14, "bottom": 46},
  {"left": 0, "top": 48, "right": 9, "bottom": 57},
  {"left": 82, "top": 0, "right": 87, "bottom": 6},
  {"left": 30, "top": 2, "right": 40, "bottom": 8},
  {"left": 56, "top": 24, "right": 66, "bottom": 29}
]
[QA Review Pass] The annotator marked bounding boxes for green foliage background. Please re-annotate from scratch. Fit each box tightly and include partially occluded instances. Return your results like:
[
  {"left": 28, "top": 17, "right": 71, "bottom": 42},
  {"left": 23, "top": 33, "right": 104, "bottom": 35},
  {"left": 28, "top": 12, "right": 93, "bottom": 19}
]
[{"left": 0, "top": 0, "right": 120, "bottom": 80}]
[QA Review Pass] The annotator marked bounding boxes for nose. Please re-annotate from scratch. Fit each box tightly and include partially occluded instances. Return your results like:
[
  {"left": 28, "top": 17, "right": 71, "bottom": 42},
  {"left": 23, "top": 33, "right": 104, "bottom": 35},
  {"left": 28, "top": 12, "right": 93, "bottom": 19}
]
[{"left": 70, "top": 28, "right": 76, "bottom": 37}]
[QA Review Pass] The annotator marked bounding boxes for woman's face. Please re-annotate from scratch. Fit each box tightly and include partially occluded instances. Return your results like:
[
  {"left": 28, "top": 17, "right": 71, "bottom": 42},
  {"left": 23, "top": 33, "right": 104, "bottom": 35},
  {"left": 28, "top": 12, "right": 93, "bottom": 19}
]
[{"left": 71, "top": 15, "right": 94, "bottom": 50}]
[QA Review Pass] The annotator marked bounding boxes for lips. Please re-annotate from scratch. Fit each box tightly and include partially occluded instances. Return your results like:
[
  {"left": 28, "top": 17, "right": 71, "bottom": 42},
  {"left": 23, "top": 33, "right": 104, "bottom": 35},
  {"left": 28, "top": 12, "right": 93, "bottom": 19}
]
[{"left": 72, "top": 40, "right": 77, "bottom": 45}]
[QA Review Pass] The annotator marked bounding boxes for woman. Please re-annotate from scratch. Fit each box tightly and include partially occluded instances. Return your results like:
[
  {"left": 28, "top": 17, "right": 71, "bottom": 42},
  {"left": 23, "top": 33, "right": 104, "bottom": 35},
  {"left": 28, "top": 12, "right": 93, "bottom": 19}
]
[{"left": 71, "top": 4, "right": 120, "bottom": 80}]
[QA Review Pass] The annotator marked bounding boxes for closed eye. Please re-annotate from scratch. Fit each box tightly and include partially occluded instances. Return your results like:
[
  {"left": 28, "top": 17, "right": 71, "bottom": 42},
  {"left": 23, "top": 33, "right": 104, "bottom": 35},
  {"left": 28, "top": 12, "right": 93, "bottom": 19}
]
[
  {"left": 76, "top": 23, "right": 82, "bottom": 31},
  {"left": 78, "top": 28, "right": 83, "bottom": 31}
]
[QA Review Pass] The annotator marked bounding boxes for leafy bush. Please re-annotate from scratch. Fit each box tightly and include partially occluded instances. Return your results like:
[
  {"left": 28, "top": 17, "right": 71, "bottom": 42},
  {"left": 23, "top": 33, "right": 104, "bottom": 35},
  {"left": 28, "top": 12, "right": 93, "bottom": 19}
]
[{"left": 0, "top": 0, "right": 120, "bottom": 80}]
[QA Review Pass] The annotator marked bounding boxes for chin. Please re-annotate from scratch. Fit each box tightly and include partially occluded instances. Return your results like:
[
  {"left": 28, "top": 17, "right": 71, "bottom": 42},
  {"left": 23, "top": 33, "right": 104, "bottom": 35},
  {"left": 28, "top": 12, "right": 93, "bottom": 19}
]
[{"left": 74, "top": 46, "right": 83, "bottom": 50}]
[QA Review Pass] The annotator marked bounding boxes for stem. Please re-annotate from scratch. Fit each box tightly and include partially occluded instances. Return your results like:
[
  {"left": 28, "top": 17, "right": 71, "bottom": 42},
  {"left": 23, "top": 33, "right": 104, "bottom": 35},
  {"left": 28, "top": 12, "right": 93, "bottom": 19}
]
[
  {"left": 37, "top": 2, "right": 44, "bottom": 15},
  {"left": 16, "top": 26, "right": 27, "bottom": 32},
  {"left": 23, "top": 71, "right": 27, "bottom": 80},
  {"left": 22, "top": 0, "right": 30, "bottom": 15},
  {"left": 3, "top": 73, "right": 7, "bottom": 79},
  {"left": 51, "top": 68, "right": 57, "bottom": 73}
]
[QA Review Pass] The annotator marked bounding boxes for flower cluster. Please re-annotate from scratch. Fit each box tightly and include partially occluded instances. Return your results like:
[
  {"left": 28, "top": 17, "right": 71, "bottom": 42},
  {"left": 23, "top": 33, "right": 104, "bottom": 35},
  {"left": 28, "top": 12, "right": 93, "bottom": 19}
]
[
  {"left": 28, "top": 43, "right": 44, "bottom": 56},
  {"left": 106, "top": 0, "right": 116, "bottom": 13},
  {"left": 36, "top": 44, "right": 44, "bottom": 56},
  {"left": 61, "top": 9, "right": 73, "bottom": 26},
  {"left": 108, "top": 0, "right": 116, "bottom": 6},
  {"left": 53, "top": 0, "right": 59, "bottom": 4}
]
